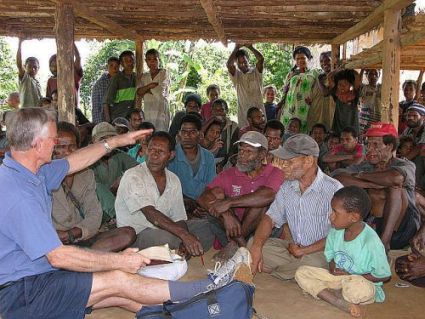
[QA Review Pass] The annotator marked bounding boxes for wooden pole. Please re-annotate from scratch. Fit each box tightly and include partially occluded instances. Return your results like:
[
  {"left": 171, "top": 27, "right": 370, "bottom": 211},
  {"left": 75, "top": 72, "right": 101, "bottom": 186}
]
[
  {"left": 331, "top": 44, "right": 340, "bottom": 70},
  {"left": 135, "top": 39, "right": 144, "bottom": 110},
  {"left": 55, "top": 0, "right": 75, "bottom": 123},
  {"left": 380, "top": 8, "right": 401, "bottom": 126}
]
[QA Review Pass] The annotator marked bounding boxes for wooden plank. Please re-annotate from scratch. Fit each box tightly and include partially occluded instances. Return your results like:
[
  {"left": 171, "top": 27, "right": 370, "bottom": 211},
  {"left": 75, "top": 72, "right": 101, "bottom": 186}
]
[
  {"left": 380, "top": 8, "right": 401, "bottom": 126},
  {"left": 49, "top": 0, "right": 141, "bottom": 40},
  {"left": 55, "top": 0, "right": 75, "bottom": 123},
  {"left": 332, "top": 0, "right": 412, "bottom": 44},
  {"left": 135, "top": 39, "right": 144, "bottom": 109},
  {"left": 331, "top": 44, "right": 340, "bottom": 70},
  {"left": 199, "top": 0, "right": 227, "bottom": 44}
]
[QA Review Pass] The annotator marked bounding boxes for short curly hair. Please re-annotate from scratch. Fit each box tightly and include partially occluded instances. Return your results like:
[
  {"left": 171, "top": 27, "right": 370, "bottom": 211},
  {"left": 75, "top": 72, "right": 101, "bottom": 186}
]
[{"left": 333, "top": 186, "right": 371, "bottom": 219}]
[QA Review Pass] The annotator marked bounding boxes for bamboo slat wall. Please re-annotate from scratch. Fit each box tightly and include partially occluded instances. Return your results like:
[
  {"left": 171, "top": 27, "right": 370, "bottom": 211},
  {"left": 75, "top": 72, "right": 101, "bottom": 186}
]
[
  {"left": 346, "top": 14, "right": 425, "bottom": 70},
  {"left": 0, "top": 0, "right": 384, "bottom": 43}
]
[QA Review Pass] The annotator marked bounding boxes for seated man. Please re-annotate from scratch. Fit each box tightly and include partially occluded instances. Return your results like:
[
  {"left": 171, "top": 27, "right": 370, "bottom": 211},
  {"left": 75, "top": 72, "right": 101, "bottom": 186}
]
[
  {"left": 250, "top": 134, "right": 343, "bottom": 280},
  {"left": 52, "top": 122, "right": 136, "bottom": 252},
  {"left": 238, "top": 106, "right": 266, "bottom": 138},
  {"left": 198, "top": 131, "right": 284, "bottom": 260},
  {"left": 263, "top": 119, "right": 285, "bottom": 169},
  {"left": 116, "top": 131, "right": 213, "bottom": 257},
  {"left": 310, "top": 123, "right": 328, "bottom": 170},
  {"left": 168, "top": 114, "right": 216, "bottom": 213},
  {"left": 169, "top": 94, "right": 202, "bottom": 139},
  {"left": 323, "top": 126, "right": 363, "bottom": 172},
  {"left": 0, "top": 108, "right": 251, "bottom": 318},
  {"left": 90, "top": 122, "right": 138, "bottom": 222},
  {"left": 333, "top": 123, "right": 420, "bottom": 251}
]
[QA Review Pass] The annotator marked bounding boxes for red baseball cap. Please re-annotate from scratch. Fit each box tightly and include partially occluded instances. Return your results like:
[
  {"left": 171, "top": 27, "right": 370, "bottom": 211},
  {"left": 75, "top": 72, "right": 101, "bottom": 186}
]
[{"left": 365, "top": 122, "right": 398, "bottom": 138}]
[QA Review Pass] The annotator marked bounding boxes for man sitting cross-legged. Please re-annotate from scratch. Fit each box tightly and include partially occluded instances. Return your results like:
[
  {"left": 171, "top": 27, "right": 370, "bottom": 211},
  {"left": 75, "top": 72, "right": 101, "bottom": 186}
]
[
  {"left": 250, "top": 134, "right": 343, "bottom": 280},
  {"left": 52, "top": 121, "right": 136, "bottom": 252},
  {"left": 197, "top": 131, "right": 284, "bottom": 261},
  {"left": 333, "top": 123, "right": 421, "bottom": 251},
  {"left": 0, "top": 108, "right": 252, "bottom": 318},
  {"left": 115, "top": 131, "right": 214, "bottom": 257}
]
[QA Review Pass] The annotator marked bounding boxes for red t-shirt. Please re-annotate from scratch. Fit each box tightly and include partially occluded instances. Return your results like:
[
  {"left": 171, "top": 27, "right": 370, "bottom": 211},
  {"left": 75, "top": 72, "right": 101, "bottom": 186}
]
[
  {"left": 207, "top": 164, "right": 284, "bottom": 220},
  {"left": 201, "top": 101, "right": 213, "bottom": 121},
  {"left": 331, "top": 143, "right": 363, "bottom": 158}
]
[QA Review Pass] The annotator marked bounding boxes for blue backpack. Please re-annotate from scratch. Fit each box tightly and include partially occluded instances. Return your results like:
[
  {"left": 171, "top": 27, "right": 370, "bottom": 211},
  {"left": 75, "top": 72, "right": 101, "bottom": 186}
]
[{"left": 136, "top": 281, "right": 255, "bottom": 319}]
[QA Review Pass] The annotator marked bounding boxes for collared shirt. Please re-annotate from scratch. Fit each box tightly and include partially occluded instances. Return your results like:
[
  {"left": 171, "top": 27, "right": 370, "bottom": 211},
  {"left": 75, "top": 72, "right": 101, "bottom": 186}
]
[
  {"left": 116, "top": 162, "right": 186, "bottom": 233},
  {"left": 267, "top": 168, "right": 343, "bottom": 246},
  {"left": 208, "top": 164, "right": 284, "bottom": 220},
  {"left": 0, "top": 153, "right": 69, "bottom": 284},
  {"left": 91, "top": 72, "right": 111, "bottom": 124},
  {"left": 229, "top": 67, "right": 264, "bottom": 127},
  {"left": 91, "top": 150, "right": 138, "bottom": 188},
  {"left": 168, "top": 144, "right": 216, "bottom": 200},
  {"left": 52, "top": 169, "right": 102, "bottom": 240}
]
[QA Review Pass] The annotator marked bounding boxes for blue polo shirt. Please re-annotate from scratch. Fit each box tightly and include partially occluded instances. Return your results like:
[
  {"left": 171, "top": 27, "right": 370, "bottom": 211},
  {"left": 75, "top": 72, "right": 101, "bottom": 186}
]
[
  {"left": 0, "top": 153, "right": 69, "bottom": 285},
  {"left": 168, "top": 144, "right": 216, "bottom": 199}
]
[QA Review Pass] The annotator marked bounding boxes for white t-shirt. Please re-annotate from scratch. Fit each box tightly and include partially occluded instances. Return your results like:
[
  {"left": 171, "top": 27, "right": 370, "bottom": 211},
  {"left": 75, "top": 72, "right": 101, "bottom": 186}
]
[
  {"left": 229, "top": 67, "right": 264, "bottom": 127},
  {"left": 115, "top": 162, "right": 187, "bottom": 233},
  {"left": 141, "top": 69, "right": 170, "bottom": 131}
]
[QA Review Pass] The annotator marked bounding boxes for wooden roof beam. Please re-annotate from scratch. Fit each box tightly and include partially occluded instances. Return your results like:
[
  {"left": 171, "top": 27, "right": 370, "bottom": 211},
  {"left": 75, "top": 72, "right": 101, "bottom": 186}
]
[
  {"left": 332, "top": 0, "right": 413, "bottom": 44},
  {"left": 199, "top": 0, "right": 227, "bottom": 44},
  {"left": 49, "top": 0, "right": 141, "bottom": 40}
]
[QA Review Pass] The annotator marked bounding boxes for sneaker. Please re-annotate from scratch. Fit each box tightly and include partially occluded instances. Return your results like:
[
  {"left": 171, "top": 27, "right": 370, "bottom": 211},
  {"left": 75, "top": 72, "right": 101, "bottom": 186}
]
[{"left": 206, "top": 247, "right": 253, "bottom": 291}]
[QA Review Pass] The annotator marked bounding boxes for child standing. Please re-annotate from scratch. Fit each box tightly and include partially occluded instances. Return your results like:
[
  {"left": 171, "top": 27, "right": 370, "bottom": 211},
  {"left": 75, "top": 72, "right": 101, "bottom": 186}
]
[
  {"left": 137, "top": 49, "right": 170, "bottom": 131},
  {"left": 263, "top": 85, "right": 277, "bottom": 120},
  {"left": 200, "top": 84, "right": 220, "bottom": 121},
  {"left": 295, "top": 186, "right": 391, "bottom": 318},
  {"left": 16, "top": 39, "right": 41, "bottom": 108},
  {"left": 359, "top": 69, "right": 381, "bottom": 139},
  {"left": 330, "top": 69, "right": 361, "bottom": 136}
]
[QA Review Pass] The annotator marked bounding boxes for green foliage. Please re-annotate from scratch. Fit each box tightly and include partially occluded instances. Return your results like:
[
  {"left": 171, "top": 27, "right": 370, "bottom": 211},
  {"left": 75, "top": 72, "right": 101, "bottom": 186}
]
[
  {"left": 0, "top": 37, "right": 18, "bottom": 104},
  {"left": 79, "top": 40, "right": 292, "bottom": 119}
]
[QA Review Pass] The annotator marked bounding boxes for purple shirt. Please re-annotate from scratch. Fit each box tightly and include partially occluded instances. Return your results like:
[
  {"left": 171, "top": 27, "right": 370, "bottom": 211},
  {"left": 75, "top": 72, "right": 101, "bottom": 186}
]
[{"left": 208, "top": 164, "right": 284, "bottom": 220}]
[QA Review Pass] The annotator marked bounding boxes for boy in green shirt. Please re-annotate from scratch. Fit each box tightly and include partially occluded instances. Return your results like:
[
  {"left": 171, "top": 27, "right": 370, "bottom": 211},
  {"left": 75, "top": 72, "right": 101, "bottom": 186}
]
[{"left": 295, "top": 186, "right": 391, "bottom": 317}]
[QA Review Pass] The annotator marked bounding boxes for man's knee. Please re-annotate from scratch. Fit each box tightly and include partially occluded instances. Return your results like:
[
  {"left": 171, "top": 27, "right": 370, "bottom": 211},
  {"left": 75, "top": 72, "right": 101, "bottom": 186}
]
[{"left": 117, "top": 226, "right": 136, "bottom": 244}]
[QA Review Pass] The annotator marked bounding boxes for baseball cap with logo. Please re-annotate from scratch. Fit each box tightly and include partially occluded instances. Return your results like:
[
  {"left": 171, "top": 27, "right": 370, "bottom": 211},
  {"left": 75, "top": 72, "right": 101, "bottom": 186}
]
[
  {"left": 92, "top": 122, "right": 118, "bottom": 142},
  {"left": 365, "top": 122, "right": 398, "bottom": 138},
  {"left": 235, "top": 131, "right": 268, "bottom": 150},
  {"left": 271, "top": 134, "right": 319, "bottom": 160}
]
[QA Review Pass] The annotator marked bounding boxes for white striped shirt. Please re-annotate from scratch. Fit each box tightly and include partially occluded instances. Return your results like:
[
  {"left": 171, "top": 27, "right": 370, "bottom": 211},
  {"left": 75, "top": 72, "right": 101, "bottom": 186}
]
[{"left": 267, "top": 168, "right": 343, "bottom": 247}]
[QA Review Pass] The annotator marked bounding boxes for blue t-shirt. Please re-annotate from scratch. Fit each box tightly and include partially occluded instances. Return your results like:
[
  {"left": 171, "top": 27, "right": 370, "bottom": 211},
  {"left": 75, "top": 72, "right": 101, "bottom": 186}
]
[
  {"left": 324, "top": 224, "right": 391, "bottom": 302},
  {"left": 0, "top": 153, "right": 69, "bottom": 284},
  {"left": 168, "top": 144, "right": 216, "bottom": 200}
]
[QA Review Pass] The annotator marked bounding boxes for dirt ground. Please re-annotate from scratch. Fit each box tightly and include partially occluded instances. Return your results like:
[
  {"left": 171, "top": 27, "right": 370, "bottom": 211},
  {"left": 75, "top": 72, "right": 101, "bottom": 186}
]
[{"left": 87, "top": 250, "right": 425, "bottom": 319}]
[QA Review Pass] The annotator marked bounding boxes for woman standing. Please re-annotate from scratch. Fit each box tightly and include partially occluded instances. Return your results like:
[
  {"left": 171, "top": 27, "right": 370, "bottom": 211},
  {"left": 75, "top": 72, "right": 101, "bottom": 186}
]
[
  {"left": 137, "top": 49, "right": 170, "bottom": 131},
  {"left": 279, "top": 46, "right": 320, "bottom": 133}
]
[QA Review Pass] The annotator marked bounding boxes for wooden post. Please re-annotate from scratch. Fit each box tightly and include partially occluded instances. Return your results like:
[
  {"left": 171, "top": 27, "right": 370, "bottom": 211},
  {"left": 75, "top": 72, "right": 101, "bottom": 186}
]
[
  {"left": 331, "top": 44, "right": 340, "bottom": 70},
  {"left": 135, "top": 39, "right": 144, "bottom": 110},
  {"left": 55, "top": 0, "right": 75, "bottom": 123},
  {"left": 380, "top": 8, "right": 401, "bottom": 126}
]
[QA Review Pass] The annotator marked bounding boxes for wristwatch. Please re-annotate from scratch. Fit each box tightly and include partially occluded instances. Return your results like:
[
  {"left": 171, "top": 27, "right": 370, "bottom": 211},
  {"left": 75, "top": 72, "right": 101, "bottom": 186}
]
[{"left": 103, "top": 140, "right": 112, "bottom": 153}]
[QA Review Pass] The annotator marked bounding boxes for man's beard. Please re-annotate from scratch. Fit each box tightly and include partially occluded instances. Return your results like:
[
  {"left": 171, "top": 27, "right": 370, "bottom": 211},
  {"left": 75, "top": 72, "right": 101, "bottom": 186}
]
[
  {"left": 236, "top": 158, "right": 262, "bottom": 172},
  {"left": 407, "top": 120, "right": 421, "bottom": 128}
]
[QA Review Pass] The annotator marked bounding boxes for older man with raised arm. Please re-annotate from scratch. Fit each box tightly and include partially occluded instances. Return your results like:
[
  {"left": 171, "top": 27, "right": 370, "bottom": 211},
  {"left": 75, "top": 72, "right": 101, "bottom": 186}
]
[{"left": 0, "top": 108, "right": 250, "bottom": 319}]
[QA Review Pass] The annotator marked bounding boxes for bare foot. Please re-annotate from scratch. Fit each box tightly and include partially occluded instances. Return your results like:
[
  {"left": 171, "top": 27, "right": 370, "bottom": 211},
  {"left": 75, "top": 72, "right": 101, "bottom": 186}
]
[
  {"left": 348, "top": 304, "right": 363, "bottom": 318},
  {"left": 212, "top": 241, "right": 238, "bottom": 262}
]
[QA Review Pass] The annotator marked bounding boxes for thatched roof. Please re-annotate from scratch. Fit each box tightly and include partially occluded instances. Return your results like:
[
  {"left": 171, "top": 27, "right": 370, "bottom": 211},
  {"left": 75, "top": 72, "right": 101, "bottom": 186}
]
[
  {"left": 345, "top": 13, "right": 425, "bottom": 70},
  {"left": 0, "top": 0, "right": 403, "bottom": 44}
]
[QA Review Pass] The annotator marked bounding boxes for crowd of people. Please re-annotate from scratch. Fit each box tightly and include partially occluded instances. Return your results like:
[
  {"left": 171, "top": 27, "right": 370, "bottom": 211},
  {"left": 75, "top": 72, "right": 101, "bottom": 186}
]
[{"left": 1, "top": 41, "right": 425, "bottom": 318}]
